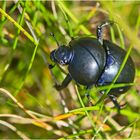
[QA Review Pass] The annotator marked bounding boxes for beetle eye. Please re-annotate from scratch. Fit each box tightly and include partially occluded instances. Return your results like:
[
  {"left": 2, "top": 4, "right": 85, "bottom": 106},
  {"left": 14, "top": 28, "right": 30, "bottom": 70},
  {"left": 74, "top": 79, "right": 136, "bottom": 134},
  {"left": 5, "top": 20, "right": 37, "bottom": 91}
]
[{"left": 60, "top": 60, "right": 64, "bottom": 65}]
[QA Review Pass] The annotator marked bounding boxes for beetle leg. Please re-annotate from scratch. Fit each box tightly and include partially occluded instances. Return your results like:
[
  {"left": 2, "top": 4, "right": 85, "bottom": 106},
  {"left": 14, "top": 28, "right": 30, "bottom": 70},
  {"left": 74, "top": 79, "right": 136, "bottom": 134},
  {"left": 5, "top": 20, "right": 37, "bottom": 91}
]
[
  {"left": 54, "top": 74, "right": 72, "bottom": 90},
  {"left": 48, "top": 64, "right": 55, "bottom": 69},
  {"left": 108, "top": 94, "right": 121, "bottom": 113},
  {"left": 85, "top": 93, "right": 93, "bottom": 106},
  {"left": 85, "top": 86, "right": 94, "bottom": 106},
  {"left": 97, "top": 20, "right": 114, "bottom": 45}
]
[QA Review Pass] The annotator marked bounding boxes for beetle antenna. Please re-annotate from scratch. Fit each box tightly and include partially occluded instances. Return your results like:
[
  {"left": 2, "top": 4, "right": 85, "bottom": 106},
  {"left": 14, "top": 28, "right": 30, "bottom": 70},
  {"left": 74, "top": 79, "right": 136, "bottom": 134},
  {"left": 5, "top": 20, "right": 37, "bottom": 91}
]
[{"left": 50, "top": 32, "right": 60, "bottom": 47}]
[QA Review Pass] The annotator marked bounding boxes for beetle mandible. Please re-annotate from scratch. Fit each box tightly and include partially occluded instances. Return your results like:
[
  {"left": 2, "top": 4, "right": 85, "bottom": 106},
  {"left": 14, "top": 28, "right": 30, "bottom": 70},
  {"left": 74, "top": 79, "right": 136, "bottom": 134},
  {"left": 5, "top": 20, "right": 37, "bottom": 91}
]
[{"left": 49, "top": 21, "right": 135, "bottom": 112}]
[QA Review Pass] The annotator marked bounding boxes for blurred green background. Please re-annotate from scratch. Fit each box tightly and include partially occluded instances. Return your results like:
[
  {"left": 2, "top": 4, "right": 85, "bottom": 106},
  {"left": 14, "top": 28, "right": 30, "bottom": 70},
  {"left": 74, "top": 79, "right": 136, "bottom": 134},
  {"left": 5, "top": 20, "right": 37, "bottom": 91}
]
[{"left": 0, "top": 1, "right": 140, "bottom": 139}]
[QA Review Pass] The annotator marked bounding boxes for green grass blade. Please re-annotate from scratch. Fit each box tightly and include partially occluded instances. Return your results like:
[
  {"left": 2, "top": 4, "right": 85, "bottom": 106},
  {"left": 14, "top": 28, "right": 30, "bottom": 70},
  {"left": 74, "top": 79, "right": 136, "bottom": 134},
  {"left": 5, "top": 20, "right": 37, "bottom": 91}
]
[
  {"left": 0, "top": 8, "right": 38, "bottom": 46},
  {"left": 57, "top": 1, "right": 91, "bottom": 35},
  {"left": 14, "top": 42, "right": 39, "bottom": 95}
]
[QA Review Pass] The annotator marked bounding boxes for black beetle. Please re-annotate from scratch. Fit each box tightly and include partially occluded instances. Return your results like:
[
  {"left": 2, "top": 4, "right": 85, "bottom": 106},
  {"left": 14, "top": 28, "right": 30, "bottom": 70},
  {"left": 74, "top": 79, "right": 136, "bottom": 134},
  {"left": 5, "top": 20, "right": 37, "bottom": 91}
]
[{"left": 49, "top": 21, "right": 135, "bottom": 111}]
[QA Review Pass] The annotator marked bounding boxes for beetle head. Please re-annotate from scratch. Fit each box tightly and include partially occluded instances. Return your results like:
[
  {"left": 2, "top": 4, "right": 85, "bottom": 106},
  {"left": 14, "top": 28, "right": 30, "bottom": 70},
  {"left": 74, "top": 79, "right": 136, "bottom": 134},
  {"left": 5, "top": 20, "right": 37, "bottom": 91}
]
[{"left": 50, "top": 45, "right": 73, "bottom": 65}]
